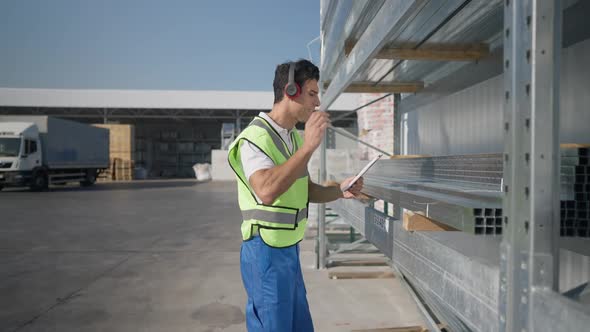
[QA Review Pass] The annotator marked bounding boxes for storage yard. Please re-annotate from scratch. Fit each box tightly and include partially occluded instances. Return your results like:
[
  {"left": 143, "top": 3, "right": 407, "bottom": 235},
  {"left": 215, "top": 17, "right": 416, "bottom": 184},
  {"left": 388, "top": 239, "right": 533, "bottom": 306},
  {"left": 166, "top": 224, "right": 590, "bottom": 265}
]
[
  {"left": 0, "top": 181, "right": 424, "bottom": 331},
  {"left": 1, "top": 1, "right": 590, "bottom": 331}
]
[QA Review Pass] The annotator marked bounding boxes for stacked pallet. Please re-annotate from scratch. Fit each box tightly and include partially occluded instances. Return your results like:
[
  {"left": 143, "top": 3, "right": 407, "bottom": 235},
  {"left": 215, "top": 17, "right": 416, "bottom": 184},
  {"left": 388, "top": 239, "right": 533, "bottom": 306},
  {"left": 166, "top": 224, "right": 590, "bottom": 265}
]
[
  {"left": 97, "top": 158, "right": 135, "bottom": 182},
  {"left": 93, "top": 124, "right": 135, "bottom": 160},
  {"left": 114, "top": 158, "right": 134, "bottom": 181},
  {"left": 97, "top": 158, "right": 116, "bottom": 182},
  {"left": 93, "top": 124, "right": 135, "bottom": 181}
]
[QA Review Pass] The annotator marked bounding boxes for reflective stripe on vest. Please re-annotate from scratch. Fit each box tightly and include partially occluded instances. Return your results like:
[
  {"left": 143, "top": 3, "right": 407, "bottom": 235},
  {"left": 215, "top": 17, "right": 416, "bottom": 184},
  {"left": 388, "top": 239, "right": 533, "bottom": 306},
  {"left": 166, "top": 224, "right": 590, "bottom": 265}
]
[{"left": 241, "top": 207, "right": 308, "bottom": 225}]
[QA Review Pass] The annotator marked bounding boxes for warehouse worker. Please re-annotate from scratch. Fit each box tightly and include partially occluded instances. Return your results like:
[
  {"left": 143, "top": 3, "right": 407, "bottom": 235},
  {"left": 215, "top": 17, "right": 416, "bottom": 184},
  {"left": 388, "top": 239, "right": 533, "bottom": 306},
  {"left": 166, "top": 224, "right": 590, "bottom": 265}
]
[{"left": 228, "top": 59, "right": 364, "bottom": 331}]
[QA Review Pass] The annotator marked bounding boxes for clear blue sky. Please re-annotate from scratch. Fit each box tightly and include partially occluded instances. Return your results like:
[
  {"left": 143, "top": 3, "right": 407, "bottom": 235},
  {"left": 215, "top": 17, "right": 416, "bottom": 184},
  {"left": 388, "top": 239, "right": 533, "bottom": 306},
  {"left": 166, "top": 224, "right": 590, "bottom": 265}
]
[{"left": 0, "top": 0, "right": 321, "bottom": 91}]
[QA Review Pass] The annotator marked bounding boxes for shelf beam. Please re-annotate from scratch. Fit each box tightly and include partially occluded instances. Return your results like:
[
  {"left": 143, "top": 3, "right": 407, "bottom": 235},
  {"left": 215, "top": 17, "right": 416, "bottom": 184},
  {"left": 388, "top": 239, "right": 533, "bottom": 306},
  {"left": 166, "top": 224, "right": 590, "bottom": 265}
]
[
  {"left": 319, "top": 0, "right": 424, "bottom": 112},
  {"left": 324, "top": 81, "right": 424, "bottom": 94},
  {"left": 345, "top": 40, "right": 490, "bottom": 61}
]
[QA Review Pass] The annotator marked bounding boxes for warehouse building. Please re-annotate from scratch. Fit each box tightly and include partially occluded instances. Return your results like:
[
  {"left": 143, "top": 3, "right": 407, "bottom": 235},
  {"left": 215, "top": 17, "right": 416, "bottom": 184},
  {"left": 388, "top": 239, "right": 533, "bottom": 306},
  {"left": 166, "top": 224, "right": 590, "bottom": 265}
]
[{"left": 0, "top": 88, "right": 359, "bottom": 178}]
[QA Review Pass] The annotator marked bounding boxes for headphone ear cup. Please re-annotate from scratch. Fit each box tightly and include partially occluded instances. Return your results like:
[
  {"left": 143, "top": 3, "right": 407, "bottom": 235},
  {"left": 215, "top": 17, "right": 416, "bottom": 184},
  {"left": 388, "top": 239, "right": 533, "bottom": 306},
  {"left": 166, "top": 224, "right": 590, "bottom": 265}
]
[
  {"left": 285, "top": 82, "right": 301, "bottom": 98},
  {"left": 293, "top": 83, "right": 301, "bottom": 98},
  {"left": 285, "top": 83, "right": 297, "bottom": 97}
]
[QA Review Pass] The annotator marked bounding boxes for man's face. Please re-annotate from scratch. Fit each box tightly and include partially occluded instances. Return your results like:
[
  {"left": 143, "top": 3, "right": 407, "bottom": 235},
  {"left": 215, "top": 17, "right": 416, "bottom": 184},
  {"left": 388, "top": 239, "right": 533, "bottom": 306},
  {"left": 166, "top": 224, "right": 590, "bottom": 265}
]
[{"left": 291, "top": 79, "right": 321, "bottom": 123}]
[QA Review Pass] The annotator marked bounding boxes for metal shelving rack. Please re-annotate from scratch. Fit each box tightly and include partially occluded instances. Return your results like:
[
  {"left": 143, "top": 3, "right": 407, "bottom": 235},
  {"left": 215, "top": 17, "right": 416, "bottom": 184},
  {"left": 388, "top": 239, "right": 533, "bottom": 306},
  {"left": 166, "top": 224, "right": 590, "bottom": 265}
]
[{"left": 318, "top": 1, "right": 590, "bottom": 331}]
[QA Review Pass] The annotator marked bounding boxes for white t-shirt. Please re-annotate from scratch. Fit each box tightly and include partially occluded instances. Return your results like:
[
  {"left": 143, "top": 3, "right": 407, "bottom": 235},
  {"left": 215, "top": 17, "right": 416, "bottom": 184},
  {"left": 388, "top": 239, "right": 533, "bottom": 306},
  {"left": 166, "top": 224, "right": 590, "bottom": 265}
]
[{"left": 241, "top": 112, "right": 296, "bottom": 203}]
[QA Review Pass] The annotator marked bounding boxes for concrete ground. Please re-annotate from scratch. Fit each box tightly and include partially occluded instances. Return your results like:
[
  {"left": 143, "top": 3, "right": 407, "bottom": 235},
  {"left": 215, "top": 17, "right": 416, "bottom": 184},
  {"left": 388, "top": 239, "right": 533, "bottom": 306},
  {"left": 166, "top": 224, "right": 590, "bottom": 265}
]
[{"left": 0, "top": 180, "right": 424, "bottom": 332}]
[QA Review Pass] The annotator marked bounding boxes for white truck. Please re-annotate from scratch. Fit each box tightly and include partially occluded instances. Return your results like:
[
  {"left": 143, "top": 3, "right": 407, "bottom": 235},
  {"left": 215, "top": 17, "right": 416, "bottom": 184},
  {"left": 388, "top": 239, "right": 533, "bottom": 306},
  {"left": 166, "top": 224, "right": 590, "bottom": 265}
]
[{"left": 0, "top": 116, "right": 109, "bottom": 191}]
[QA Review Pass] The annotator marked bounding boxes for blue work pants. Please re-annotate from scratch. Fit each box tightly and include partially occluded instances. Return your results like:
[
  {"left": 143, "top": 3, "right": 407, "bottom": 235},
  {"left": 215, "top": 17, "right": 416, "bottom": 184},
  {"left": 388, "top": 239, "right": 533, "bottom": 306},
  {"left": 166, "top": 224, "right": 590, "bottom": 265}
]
[{"left": 240, "top": 236, "right": 314, "bottom": 331}]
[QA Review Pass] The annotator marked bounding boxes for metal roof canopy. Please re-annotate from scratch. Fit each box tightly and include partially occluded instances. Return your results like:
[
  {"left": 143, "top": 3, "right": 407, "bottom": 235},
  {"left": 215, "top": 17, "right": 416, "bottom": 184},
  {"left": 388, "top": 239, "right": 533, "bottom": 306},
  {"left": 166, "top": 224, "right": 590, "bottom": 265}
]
[
  {"left": 0, "top": 88, "right": 359, "bottom": 112},
  {"left": 0, "top": 106, "right": 358, "bottom": 128}
]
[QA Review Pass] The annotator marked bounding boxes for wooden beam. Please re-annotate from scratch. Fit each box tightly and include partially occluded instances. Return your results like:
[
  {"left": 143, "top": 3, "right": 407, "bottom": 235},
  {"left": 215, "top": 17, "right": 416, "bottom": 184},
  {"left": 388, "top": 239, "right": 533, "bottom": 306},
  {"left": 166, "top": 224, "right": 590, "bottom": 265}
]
[
  {"left": 328, "top": 270, "right": 395, "bottom": 279},
  {"left": 329, "top": 259, "right": 388, "bottom": 267},
  {"left": 346, "top": 82, "right": 423, "bottom": 93},
  {"left": 351, "top": 326, "right": 427, "bottom": 332},
  {"left": 352, "top": 324, "right": 447, "bottom": 332},
  {"left": 323, "top": 81, "right": 424, "bottom": 93},
  {"left": 403, "top": 211, "right": 457, "bottom": 232},
  {"left": 560, "top": 143, "right": 590, "bottom": 149},
  {"left": 345, "top": 40, "right": 489, "bottom": 61},
  {"left": 328, "top": 266, "right": 395, "bottom": 280}
]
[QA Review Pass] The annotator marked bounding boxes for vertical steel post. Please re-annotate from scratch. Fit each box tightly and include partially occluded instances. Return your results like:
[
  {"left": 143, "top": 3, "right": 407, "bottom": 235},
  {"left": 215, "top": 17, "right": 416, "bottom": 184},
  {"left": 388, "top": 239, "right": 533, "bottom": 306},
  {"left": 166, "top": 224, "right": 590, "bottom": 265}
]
[
  {"left": 551, "top": 1, "right": 562, "bottom": 292},
  {"left": 393, "top": 93, "right": 403, "bottom": 219},
  {"left": 393, "top": 93, "right": 402, "bottom": 156},
  {"left": 500, "top": 1, "right": 560, "bottom": 331},
  {"left": 235, "top": 110, "right": 241, "bottom": 135},
  {"left": 318, "top": 134, "right": 327, "bottom": 269}
]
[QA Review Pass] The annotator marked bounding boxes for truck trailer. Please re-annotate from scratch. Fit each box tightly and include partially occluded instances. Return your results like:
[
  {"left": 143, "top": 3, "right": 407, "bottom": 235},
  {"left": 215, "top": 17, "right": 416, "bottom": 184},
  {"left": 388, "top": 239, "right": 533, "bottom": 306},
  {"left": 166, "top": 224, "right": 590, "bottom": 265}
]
[{"left": 0, "top": 116, "right": 109, "bottom": 191}]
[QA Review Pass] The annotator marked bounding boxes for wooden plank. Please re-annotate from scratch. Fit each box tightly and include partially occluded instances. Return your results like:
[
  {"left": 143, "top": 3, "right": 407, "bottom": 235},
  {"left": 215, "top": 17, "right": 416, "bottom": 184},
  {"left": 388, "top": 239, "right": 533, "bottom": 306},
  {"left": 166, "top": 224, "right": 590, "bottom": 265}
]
[
  {"left": 560, "top": 143, "right": 590, "bottom": 149},
  {"left": 325, "top": 230, "right": 357, "bottom": 235},
  {"left": 345, "top": 82, "right": 423, "bottom": 93},
  {"left": 403, "top": 211, "right": 457, "bottom": 232},
  {"left": 323, "top": 81, "right": 424, "bottom": 93},
  {"left": 352, "top": 323, "right": 447, "bottom": 332},
  {"left": 329, "top": 270, "right": 395, "bottom": 280},
  {"left": 329, "top": 259, "right": 388, "bottom": 267},
  {"left": 329, "top": 270, "right": 394, "bottom": 279},
  {"left": 329, "top": 253, "right": 388, "bottom": 260},
  {"left": 351, "top": 325, "right": 426, "bottom": 332},
  {"left": 378, "top": 46, "right": 489, "bottom": 61},
  {"left": 345, "top": 40, "right": 489, "bottom": 61}
]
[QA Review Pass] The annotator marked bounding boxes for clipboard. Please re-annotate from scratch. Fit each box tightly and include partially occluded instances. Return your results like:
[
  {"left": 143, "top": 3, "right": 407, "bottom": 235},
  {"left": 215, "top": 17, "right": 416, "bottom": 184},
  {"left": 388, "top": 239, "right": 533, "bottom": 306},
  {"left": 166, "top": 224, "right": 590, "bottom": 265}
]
[{"left": 341, "top": 154, "right": 383, "bottom": 192}]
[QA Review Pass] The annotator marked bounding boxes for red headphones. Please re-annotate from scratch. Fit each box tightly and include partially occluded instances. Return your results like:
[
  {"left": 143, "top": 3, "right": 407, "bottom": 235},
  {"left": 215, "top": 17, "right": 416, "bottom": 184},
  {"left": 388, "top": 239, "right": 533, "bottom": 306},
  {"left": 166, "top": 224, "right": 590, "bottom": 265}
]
[{"left": 284, "top": 62, "right": 301, "bottom": 99}]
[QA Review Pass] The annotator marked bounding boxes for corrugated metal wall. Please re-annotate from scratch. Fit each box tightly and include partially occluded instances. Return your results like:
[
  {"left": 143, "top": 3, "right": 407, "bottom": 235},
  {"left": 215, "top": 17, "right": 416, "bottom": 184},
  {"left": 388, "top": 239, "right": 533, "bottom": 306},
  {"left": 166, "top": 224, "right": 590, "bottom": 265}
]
[
  {"left": 402, "top": 38, "right": 590, "bottom": 290},
  {"left": 405, "top": 75, "right": 503, "bottom": 155},
  {"left": 560, "top": 38, "right": 590, "bottom": 143},
  {"left": 404, "top": 38, "right": 590, "bottom": 155},
  {"left": 560, "top": 249, "right": 590, "bottom": 292}
]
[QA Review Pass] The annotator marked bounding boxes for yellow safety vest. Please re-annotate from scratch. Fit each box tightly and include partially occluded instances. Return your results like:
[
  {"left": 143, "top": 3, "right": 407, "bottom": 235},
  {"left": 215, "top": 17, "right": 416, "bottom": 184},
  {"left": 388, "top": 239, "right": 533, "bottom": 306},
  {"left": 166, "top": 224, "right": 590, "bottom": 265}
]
[{"left": 228, "top": 116, "right": 309, "bottom": 248}]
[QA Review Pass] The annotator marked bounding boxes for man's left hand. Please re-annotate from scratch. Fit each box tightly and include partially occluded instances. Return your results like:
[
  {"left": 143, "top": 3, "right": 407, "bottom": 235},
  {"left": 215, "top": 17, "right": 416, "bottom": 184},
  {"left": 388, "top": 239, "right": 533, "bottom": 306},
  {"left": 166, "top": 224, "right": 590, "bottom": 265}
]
[{"left": 340, "top": 176, "right": 364, "bottom": 199}]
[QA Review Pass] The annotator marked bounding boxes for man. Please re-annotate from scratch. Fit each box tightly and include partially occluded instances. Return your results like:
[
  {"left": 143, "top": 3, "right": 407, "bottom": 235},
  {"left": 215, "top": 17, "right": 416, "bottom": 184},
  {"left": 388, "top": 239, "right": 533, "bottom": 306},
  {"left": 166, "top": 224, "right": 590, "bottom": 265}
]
[{"left": 228, "top": 59, "right": 364, "bottom": 331}]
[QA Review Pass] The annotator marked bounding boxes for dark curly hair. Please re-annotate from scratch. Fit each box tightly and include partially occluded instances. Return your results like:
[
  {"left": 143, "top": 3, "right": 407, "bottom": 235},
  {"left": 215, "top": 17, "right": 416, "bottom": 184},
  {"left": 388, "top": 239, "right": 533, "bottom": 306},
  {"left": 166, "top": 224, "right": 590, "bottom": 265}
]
[{"left": 273, "top": 59, "right": 319, "bottom": 104}]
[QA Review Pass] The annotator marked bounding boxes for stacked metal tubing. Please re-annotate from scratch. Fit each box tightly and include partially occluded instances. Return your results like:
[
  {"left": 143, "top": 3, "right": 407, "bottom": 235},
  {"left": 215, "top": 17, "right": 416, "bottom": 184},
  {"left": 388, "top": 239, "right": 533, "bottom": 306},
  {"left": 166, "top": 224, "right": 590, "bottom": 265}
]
[{"left": 342, "top": 151, "right": 590, "bottom": 237}]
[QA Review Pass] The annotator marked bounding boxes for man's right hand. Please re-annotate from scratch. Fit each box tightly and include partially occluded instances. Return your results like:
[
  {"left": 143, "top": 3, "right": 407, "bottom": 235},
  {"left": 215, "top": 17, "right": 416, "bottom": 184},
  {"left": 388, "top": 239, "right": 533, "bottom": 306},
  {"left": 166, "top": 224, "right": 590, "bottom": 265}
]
[{"left": 303, "top": 111, "right": 330, "bottom": 153}]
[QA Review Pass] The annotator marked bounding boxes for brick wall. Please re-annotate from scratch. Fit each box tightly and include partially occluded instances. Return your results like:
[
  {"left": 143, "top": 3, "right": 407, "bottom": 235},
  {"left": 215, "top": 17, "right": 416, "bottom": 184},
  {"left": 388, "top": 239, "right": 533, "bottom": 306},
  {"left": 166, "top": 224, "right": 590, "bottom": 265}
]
[{"left": 356, "top": 93, "right": 394, "bottom": 159}]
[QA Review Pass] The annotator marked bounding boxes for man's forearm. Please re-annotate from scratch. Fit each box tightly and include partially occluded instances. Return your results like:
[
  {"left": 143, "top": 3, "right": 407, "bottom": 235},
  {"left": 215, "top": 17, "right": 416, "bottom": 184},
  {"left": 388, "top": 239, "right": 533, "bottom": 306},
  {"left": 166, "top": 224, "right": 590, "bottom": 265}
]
[
  {"left": 309, "top": 181, "right": 343, "bottom": 203},
  {"left": 251, "top": 147, "right": 314, "bottom": 204}
]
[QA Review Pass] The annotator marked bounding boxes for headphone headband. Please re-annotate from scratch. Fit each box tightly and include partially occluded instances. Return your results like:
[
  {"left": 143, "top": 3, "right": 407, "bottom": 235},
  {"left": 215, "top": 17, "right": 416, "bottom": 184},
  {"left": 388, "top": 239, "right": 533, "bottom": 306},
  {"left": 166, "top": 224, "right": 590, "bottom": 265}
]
[{"left": 288, "top": 62, "right": 295, "bottom": 87}]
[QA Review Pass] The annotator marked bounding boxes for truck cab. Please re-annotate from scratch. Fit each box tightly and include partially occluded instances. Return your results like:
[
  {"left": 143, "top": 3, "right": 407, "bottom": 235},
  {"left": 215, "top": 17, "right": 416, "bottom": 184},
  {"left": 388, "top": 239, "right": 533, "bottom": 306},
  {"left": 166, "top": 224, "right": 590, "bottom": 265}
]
[
  {"left": 0, "top": 122, "right": 43, "bottom": 189},
  {"left": 0, "top": 116, "right": 109, "bottom": 191}
]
